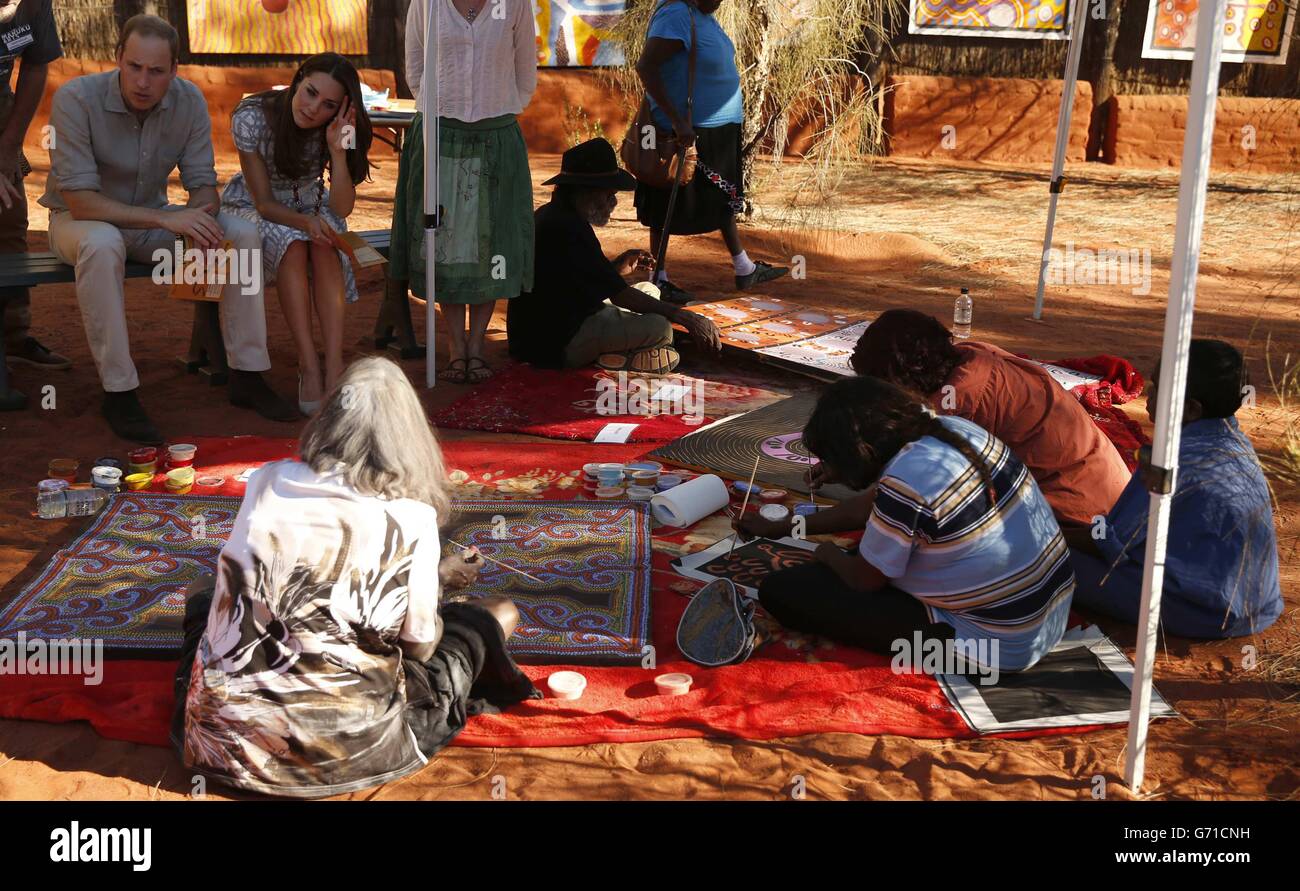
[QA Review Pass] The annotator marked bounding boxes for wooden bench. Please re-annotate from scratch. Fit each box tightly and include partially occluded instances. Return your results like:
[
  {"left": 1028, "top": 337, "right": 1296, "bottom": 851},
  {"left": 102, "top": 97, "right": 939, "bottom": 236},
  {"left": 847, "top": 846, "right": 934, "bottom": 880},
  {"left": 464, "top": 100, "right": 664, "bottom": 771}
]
[{"left": 0, "top": 229, "right": 419, "bottom": 409}]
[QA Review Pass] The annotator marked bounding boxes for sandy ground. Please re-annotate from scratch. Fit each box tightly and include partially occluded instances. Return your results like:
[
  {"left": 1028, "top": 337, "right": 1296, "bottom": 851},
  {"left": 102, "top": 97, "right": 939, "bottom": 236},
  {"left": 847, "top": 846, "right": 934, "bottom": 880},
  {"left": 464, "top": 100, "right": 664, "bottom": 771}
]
[{"left": 1, "top": 145, "right": 1297, "bottom": 801}]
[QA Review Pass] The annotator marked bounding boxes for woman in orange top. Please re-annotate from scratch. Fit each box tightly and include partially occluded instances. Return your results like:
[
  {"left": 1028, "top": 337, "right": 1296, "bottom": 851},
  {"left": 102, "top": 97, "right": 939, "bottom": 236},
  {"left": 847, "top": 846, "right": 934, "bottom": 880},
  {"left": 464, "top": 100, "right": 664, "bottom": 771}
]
[{"left": 850, "top": 309, "right": 1130, "bottom": 528}]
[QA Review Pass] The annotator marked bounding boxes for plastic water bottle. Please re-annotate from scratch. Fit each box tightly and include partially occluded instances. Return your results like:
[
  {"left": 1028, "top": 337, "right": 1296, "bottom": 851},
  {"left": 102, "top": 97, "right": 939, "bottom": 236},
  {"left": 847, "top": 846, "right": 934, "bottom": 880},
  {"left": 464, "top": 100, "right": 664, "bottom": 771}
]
[
  {"left": 36, "top": 484, "right": 108, "bottom": 519},
  {"left": 953, "top": 288, "right": 972, "bottom": 339}
]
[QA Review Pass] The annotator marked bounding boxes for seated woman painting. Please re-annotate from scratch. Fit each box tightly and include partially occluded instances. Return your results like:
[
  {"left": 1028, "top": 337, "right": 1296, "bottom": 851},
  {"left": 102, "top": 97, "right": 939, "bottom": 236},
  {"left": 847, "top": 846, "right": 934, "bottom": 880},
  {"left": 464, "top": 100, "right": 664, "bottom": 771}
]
[
  {"left": 222, "top": 53, "right": 374, "bottom": 416},
  {"left": 1066, "top": 339, "right": 1282, "bottom": 639},
  {"left": 738, "top": 376, "right": 1075, "bottom": 675},
  {"left": 851, "top": 309, "right": 1131, "bottom": 530},
  {"left": 171, "top": 357, "right": 538, "bottom": 798}
]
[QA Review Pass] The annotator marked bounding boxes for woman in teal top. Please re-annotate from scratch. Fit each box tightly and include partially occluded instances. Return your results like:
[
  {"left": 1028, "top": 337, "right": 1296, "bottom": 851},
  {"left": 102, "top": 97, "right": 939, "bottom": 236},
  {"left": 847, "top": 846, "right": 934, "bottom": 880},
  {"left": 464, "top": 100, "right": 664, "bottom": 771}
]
[{"left": 633, "top": 0, "right": 788, "bottom": 303}]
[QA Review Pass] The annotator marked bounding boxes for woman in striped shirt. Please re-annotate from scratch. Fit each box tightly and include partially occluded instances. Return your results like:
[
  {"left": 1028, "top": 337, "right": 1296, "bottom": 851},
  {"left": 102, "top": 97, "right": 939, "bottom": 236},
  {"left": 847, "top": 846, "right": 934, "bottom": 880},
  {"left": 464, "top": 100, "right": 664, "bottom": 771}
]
[{"left": 738, "top": 376, "right": 1074, "bottom": 673}]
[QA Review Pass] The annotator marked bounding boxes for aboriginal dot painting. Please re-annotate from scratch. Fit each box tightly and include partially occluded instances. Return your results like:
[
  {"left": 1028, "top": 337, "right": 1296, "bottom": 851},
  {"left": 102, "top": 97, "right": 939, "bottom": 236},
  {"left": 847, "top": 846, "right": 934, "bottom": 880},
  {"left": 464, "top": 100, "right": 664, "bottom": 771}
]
[
  {"left": 1142, "top": 0, "right": 1294, "bottom": 64},
  {"left": 908, "top": 0, "right": 1072, "bottom": 39},
  {"left": 649, "top": 397, "right": 865, "bottom": 502},
  {"left": 441, "top": 500, "right": 653, "bottom": 664}
]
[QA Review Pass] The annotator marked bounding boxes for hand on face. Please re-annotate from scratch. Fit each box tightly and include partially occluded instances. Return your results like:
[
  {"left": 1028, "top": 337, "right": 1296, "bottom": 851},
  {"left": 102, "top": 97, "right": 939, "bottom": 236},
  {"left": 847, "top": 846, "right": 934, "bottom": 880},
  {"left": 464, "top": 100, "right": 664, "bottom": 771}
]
[{"left": 326, "top": 97, "right": 356, "bottom": 154}]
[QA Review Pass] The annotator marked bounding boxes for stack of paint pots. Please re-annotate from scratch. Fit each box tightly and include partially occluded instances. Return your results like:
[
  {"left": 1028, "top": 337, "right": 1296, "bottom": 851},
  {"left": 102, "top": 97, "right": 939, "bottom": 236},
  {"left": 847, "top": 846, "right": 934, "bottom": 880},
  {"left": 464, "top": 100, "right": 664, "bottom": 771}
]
[
  {"left": 126, "top": 447, "right": 158, "bottom": 490},
  {"left": 624, "top": 461, "right": 662, "bottom": 503},
  {"left": 164, "top": 444, "right": 198, "bottom": 495}
]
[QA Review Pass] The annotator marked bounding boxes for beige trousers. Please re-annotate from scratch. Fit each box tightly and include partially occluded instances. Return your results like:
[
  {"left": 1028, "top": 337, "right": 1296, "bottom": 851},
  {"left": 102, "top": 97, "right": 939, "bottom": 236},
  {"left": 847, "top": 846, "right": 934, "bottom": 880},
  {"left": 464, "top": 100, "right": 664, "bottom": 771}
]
[{"left": 48, "top": 211, "right": 271, "bottom": 392}]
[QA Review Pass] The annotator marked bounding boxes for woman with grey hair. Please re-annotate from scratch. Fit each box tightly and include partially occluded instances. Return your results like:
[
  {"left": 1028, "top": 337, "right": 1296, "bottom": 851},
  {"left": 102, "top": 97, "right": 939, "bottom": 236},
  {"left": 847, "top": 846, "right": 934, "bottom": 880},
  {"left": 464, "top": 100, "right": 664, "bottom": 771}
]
[{"left": 172, "top": 357, "right": 538, "bottom": 798}]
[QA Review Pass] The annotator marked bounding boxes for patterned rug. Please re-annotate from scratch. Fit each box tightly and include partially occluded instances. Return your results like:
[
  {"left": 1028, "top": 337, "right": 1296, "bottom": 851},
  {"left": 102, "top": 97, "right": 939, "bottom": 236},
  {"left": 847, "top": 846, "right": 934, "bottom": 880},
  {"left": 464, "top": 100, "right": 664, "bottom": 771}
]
[
  {"left": 442, "top": 500, "right": 654, "bottom": 665},
  {"left": 0, "top": 494, "right": 241, "bottom": 655}
]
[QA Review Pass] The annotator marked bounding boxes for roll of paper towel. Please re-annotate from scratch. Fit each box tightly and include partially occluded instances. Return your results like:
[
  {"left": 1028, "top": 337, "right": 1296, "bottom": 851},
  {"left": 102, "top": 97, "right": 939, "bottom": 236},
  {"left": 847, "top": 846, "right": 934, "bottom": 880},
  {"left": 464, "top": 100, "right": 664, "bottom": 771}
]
[{"left": 650, "top": 473, "right": 729, "bottom": 527}]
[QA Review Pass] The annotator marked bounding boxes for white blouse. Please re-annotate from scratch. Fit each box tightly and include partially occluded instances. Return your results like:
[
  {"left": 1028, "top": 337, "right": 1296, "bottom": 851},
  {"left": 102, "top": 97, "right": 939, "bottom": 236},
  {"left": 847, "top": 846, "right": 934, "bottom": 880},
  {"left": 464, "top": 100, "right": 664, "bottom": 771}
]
[{"left": 406, "top": 0, "right": 538, "bottom": 121}]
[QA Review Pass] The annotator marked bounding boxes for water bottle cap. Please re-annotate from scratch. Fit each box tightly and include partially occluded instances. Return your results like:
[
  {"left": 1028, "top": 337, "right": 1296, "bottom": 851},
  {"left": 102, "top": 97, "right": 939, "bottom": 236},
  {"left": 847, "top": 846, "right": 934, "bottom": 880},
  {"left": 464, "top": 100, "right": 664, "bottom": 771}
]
[{"left": 961, "top": 287, "right": 969, "bottom": 294}]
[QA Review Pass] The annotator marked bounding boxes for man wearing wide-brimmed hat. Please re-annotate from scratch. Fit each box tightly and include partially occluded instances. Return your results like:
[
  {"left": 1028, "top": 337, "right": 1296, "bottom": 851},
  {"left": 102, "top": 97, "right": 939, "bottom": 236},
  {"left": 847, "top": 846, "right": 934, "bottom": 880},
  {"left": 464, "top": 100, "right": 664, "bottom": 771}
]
[{"left": 507, "top": 138, "right": 720, "bottom": 374}]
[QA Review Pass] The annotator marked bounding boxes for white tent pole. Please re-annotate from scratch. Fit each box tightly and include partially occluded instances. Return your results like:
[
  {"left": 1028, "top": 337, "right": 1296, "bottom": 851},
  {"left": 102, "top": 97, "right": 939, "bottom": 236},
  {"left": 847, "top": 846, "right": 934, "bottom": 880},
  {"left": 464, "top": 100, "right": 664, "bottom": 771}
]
[
  {"left": 1031, "top": 0, "right": 1090, "bottom": 321},
  {"left": 423, "top": 1, "right": 440, "bottom": 388},
  {"left": 1124, "top": 0, "right": 1227, "bottom": 793}
]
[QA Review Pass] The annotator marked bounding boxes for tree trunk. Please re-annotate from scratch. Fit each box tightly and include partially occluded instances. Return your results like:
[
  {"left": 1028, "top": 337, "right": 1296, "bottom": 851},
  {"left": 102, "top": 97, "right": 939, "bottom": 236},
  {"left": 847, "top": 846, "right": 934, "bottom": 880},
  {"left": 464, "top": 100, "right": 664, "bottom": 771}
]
[{"left": 1086, "top": 0, "right": 1124, "bottom": 162}]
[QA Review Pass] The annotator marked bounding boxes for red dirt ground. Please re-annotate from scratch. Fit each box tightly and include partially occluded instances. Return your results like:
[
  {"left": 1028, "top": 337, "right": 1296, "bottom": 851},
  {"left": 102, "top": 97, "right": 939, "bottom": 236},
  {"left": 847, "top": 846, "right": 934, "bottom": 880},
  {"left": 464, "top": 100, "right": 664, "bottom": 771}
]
[{"left": 0, "top": 110, "right": 1296, "bottom": 799}]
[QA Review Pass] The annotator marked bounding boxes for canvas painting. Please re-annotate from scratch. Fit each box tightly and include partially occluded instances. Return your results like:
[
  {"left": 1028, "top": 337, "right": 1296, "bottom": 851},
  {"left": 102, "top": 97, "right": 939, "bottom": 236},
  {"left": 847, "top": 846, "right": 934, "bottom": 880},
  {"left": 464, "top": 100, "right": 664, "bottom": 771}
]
[
  {"left": 650, "top": 397, "right": 865, "bottom": 502},
  {"left": 1142, "top": 0, "right": 1295, "bottom": 64},
  {"left": 673, "top": 536, "right": 818, "bottom": 598},
  {"left": 908, "top": 0, "right": 1073, "bottom": 40},
  {"left": 187, "top": 0, "right": 368, "bottom": 55},
  {"left": 536, "top": 0, "right": 627, "bottom": 67},
  {"left": 754, "top": 320, "right": 870, "bottom": 378}
]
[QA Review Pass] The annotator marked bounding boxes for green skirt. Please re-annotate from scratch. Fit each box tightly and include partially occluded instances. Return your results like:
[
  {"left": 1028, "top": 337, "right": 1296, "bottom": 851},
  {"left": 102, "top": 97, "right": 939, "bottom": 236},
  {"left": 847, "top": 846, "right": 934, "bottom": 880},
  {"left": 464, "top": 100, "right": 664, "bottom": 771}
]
[{"left": 389, "top": 113, "right": 534, "bottom": 304}]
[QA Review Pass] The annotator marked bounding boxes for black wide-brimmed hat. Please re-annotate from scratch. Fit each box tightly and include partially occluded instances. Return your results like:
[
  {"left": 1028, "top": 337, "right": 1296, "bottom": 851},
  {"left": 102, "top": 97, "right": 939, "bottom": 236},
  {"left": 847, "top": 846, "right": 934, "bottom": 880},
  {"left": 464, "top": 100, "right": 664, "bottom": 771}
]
[{"left": 542, "top": 138, "right": 637, "bottom": 190}]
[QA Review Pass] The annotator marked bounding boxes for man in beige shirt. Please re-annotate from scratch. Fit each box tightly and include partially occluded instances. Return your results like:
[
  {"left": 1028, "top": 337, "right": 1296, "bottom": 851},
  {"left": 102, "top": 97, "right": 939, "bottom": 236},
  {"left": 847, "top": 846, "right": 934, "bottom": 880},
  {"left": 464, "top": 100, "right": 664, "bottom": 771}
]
[{"left": 40, "top": 15, "right": 294, "bottom": 443}]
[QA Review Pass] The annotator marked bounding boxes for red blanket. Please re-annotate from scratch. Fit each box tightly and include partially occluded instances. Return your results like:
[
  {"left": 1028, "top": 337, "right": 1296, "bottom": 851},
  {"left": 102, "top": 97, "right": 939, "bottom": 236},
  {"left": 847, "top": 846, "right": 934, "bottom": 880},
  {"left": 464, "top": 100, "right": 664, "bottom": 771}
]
[
  {"left": 1051, "top": 355, "right": 1151, "bottom": 470},
  {"left": 0, "top": 436, "right": 980, "bottom": 749},
  {"left": 430, "top": 363, "right": 783, "bottom": 443}
]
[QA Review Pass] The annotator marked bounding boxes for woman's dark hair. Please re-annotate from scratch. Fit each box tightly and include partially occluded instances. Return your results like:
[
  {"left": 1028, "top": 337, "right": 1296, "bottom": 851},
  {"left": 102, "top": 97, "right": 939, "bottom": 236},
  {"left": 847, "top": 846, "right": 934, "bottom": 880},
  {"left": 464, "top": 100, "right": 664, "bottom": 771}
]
[
  {"left": 803, "top": 376, "right": 999, "bottom": 508},
  {"left": 851, "top": 309, "right": 964, "bottom": 395},
  {"left": 251, "top": 53, "right": 373, "bottom": 186},
  {"left": 1185, "top": 339, "right": 1249, "bottom": 419}
]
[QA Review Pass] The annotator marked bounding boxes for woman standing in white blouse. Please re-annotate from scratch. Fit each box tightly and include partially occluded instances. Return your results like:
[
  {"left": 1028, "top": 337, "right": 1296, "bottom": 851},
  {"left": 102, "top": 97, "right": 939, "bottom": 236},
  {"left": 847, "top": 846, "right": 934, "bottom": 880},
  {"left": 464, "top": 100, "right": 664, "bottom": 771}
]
[{"left": 389, "top": 0, "right": 538, "bottom": 384}]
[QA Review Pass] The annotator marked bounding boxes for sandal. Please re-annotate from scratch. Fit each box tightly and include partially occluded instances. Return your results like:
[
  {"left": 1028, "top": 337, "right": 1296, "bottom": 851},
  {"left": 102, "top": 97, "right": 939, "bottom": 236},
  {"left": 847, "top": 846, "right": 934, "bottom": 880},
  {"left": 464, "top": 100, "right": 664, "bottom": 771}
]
[
  {"left": 464, "top": 356, "right": 494, "bottom": 384},
  {"left": 439, "top": 358, "right": 469, "bottom": 384}
]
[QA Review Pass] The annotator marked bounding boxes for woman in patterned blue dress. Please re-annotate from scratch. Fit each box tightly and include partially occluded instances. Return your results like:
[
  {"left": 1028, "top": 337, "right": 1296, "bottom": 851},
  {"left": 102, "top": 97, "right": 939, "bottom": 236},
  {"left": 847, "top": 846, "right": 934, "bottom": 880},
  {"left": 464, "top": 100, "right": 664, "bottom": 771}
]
[{"left": 222, "top": 53, "right": 373, "bottom": 415}]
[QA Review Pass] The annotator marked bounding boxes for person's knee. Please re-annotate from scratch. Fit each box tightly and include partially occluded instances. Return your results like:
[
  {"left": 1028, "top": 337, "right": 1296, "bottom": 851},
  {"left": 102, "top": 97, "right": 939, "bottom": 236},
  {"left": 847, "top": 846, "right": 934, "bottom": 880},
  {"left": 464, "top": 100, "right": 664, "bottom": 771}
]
[
  {"left": 480, "top": 596, "right": 520, "bottom": 637},
  {"left": 220, "top": 214, "right": 258, "bottom": 249},
  {"left": 75, "top": 225, "right": 126, "bottom": 268}
]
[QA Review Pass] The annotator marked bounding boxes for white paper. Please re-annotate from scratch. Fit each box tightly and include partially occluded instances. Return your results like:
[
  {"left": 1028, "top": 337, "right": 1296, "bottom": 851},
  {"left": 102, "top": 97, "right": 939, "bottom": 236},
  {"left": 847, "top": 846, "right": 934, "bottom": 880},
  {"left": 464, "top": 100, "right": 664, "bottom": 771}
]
[{"left": 593, "top": 422, "right": 638, "bottom": 443}]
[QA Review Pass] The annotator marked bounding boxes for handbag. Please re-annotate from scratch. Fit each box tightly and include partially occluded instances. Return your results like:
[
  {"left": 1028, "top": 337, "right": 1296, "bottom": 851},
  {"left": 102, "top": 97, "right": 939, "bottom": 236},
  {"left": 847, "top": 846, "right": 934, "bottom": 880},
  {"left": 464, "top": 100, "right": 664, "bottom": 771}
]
[
  {"left": 676, "top": 578, "right": 758, "bottom": 667},
  {"left": 620, "top": 0, "right": 698, "bottom": 189}
]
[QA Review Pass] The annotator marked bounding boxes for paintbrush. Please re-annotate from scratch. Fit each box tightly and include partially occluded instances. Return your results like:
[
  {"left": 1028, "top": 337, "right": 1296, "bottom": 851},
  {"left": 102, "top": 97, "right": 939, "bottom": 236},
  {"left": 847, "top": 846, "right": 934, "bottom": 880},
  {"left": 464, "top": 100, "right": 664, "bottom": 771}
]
[
  {"left": 448, "top": 539, "right": 545, "bottom": 584},
  {"left": 727, "top": 453, "right": 763, "bottom": 557}
]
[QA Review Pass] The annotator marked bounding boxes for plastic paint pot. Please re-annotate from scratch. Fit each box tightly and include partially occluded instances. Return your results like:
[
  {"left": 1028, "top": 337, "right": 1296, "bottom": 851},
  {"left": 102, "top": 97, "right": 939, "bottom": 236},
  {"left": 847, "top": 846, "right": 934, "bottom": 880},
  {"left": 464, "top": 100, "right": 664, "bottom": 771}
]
[
  {"left": 48, "top": 458, "right": 79, "bottom": 483},
  {"left": 732, "top": 480, "right": 760, "bottom": 496},
  {"left": 758, "top": 488, "right": 787, "bottom": 503},
  {"left": 195, "top": 476, "right": 225, "bottom": 489},
  {"left": 759, "top": 504, "right": 791, "bottom": 522},
  {"left": 594, "top": 487, "right": 624, "bottom": 499},
  {"left": 94, "top": 457, "right": 125, "bottom": 472},
  {"left": 597, "top": 470, "right": 624, "bottom": 487},
  {"left": 124, "top": 473, "right": 153, "bottom": 491},
  {"left": 629, "top": 469, "right": 660, "bottom": 486},
  {"left": 547, "top": 671, "right": 587, "bottom": 700},
  {"left": 626, "top": 486, "right": 655, "bottom": 502},
  {"left": 596, "top": 463, "right": 625, "bottom": 475},
  {"left": 655, "top": 673, "right": 693, "bottom": 696},
  {"left": 128, "top": 461, "right": 157, "bottom": 476},
  {"left": 167, "top": 443, "right": 197, "bottom": 467},
  {"left": 165, "top": 467, "right": 196, "bottom": 492},
  {"left": 128, "top": 447, "right": 158, "bottom": 465},
  {"left": 656, "top": 474, "right": 682, "bottom": 492},
  {"left": 626, "top": 461, "right": 663, "bottom": 475},
  {"left": 91, "top": 466, "right": 124, "bottom": 492}
]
